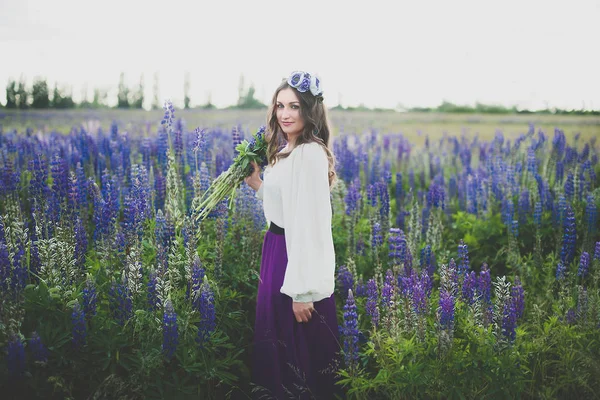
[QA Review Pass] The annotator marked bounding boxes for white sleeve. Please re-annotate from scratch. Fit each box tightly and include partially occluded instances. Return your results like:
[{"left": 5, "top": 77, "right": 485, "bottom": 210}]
[{"left": 279, "top": 143, "right": 336, "bottom": 303}]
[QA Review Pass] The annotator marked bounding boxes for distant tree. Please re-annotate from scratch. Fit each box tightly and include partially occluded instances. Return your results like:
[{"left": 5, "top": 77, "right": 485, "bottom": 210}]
[
  {"left": 51, "top": 82, "right": 75, "bottom": 108},
  {"left": 5, "top": 79, "right": 17, "bottom": 109},
  {"left": 16, "top": 77, "right": 29, "bottom": 109},
  {"left": 184, "top": 72, "right": 191, "bottom": 109},
  {"left": 131, "top": 74, "right": 144, "bottom": 109},
  {"left": 235, "top": 80, "right": 266, "bottom": 109},
  {"left": 117, "top": 72, "right": 130, "bottom": 108},
  {"left": 202, "top": 91, "right": 216, "bottom": 109},
  {"left": 91, "top": 87, "right": 108, "bottom": 108},
  {"left": 79, "top": 83, "right": 91, "bottom": 108},
  {"left": 31, "top": 77, "right": 50, "bottom": 108},
  {"left": 152, "top": 72, "right": 160, "bottom": 110}
]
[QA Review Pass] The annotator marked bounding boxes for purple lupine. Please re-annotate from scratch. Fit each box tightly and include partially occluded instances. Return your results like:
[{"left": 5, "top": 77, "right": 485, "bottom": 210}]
[
  {"left": 595, "top": 242, "right": 600, "bottom": 261},
  {"left": 187, "top": 256, "right": 205, "bottom": 306},
  {"left": 72, "top": 301, "right": 86, "bottom": 349},
  {"left": 501, "top": 297, "right": 518, "bottom": 343},
  {"left": 381, "top": 270, "right": 395, "bottom": 311},
  {"left": 457, "top": 240, "right": 470, "bottom": 276},
  {"left": 586, "top": 194, "right": 597, "bottom": 237},
  {"left": 478, "top": 264, "right": 492, "bottom": 305},
  {"left": 439, "top": 289, "right": 455, "bottom": 330},
  {"left": 565, "top": 308, "right": 577, "bottom": 325},
  {"left": 578, "top": 252, "right": 590, "bottom": 278},
  {"left": 371, "top": 222, "right": 383, "bottom": 249},
  {"left": 564, "top": 173, "right": 574, "bottom": 199},
  {"left": 534, "top": 201, "right": 542, "bottom": 229},
  {"left": 162, "top": 299, "right": 179, "bottom": 360},
  {"left": 511, "top": 276, "right": 525, "bottom": 319},
  {"left": 365, "top": 279, "right": 380, "bottom": 328},
  {"left": 556, "top": 261, "right": 566, "bottom": 281},
  {"left": 342, "top": 289, "right": 359, "bottom": 369},
  {"left": 74, "top": 217, "right": 87, "bottom": 272},
  {"left": 510, "top": 220, "right": 519, "bottom": 238},
  {"left": 6, "top": 334, "right": 26, "bottom": 377},
  {"left": 388, "top": 228, "right": 403, "bottom": 265},
  {"left": 561, "top": 205, "right": 577, "bottom": 266},
  {"left": 336, "top": 265, "right": 355, "bottom": 299},
  {"left": 412, "top": 276, "right": 428, "bottom": 316},
  {"left": 462, "top": 271, "right": 477, "bottom": 305},
  {"left": 108, "top": 280, "right": 133, "bottom": 325},
  {"left": 197, "top": 279, "right": 216, "bottom": 347},
  {"left": 82, "top": 278, "right": 97, "bottom": 319},
  {"left": 147, "top": 269, "right": 159, "bottom": 311},
  {"left": 30, "top": 331, "right": 49, "bottom": 363},
  {"left": 345, "top": 179, "right": 362, "bottom": 216}
]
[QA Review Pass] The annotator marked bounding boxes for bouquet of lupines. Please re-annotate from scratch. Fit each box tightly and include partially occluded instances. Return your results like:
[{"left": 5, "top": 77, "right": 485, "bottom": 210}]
[{"left": 195, "top": 126, "right": 267, "bottom": 221}]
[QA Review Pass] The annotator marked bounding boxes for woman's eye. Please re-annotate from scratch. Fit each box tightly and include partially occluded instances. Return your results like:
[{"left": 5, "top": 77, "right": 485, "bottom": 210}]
[{"left": 291, "top": 105, "right": 299, "bottom": 109}]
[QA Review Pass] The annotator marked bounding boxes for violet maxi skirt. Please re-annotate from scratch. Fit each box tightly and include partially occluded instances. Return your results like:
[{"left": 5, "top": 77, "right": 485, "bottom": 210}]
[{"left": 251, "top": 223, "right": 344, "bottom": 400}]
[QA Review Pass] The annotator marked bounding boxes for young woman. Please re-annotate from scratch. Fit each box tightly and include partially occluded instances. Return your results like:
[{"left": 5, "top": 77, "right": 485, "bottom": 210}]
[{"left": 244, "top": 71, "right": 343, "bottom": 399}]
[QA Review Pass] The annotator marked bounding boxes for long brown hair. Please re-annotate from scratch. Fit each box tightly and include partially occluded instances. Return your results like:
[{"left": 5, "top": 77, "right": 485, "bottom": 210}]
[{"left": 265, "top": 79, "right": 337, "bottom": 188}]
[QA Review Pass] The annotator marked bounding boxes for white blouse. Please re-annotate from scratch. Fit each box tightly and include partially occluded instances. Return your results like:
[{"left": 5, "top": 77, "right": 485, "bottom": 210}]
[{"left": 255, "top": 142, "right": 336, "bottom": 303}]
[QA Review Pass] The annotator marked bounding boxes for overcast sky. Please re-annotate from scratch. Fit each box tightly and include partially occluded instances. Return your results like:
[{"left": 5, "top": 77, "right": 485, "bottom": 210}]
[{"left": 1, "top": 0, "right": 599, "bottom": 111}]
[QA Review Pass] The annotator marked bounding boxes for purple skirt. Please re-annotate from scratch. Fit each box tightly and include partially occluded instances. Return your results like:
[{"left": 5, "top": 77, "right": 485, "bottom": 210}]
[{"left": 251, "top": 228, "right": 343, "bottom": 399}]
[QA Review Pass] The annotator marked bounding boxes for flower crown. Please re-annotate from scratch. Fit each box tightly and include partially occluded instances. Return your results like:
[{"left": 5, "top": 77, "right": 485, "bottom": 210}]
[{"left": 287, "top": 71, "right": 323, "bottom": 97}]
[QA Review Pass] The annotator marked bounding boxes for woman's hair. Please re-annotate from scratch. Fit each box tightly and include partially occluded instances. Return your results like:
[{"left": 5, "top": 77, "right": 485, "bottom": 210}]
[{"left": 265, "top": 79, "right": 337, "bottom": 188}]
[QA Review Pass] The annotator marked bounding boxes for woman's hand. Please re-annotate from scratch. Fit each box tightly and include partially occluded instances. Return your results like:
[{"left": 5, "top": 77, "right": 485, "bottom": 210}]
[
  {"left": 244, "top": 161, "right": 262, "bottom": 192},
  {"left": 292, "top": 301, "right": 315, "bottom": 323}
]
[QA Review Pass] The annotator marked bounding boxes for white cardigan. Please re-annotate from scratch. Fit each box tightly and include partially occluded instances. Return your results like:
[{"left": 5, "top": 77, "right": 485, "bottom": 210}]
[{"left": 256, "top": 142, "right": 335, "bottom": 303}]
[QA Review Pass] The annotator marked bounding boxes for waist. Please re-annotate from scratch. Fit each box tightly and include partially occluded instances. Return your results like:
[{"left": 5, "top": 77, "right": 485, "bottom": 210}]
[{"left": 269, "top": 221, "right": 285, "bottom": 235}]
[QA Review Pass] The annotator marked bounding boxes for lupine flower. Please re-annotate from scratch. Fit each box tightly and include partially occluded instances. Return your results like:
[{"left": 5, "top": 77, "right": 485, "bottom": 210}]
[
  {"left": 342, "top": 289, "right": 359, "bottom": 369},
  {"left": 82, "top": 278, "right": 97, "bottom": 319},
  {"left": 336, "top": 265, "right": 355, "bottom": 299},
  {"left": 381, "top": 269, "right": 395, "bottom": 310},
  {"left": 534, "top": 201, "right": 542, "bottom": 229},
  {"left": 565, "top": 308, "right": 577, "bottom": 325},
  {"left": 578, "top": 252, "right": 590, "bottom": 278},
  {"left": 560, "top": 204, "right": 576, "bottom": 265},
  {"left": 162, "top": 299, "right": 179, "bottom": 360},
  {"left": 6, "top": 334, "right": 26, "bottom": 377},
  {"left": 556, "top": 261, "right": 566, "bottom": 281},
  {"left": 501, "top": 297, "right": 518, "bottom": 343},
  {"left": 439, "top": 289, "right": 455, "bottom": 330},
  {"left": 462, "top": 271, "right": 477, "bottom": 305},
  {"left": 72, "top": 301, "right": 87, "bottom": 349},
  {"left": 586, "top": 194, "right": 597, "bottom": 237},
  {"left": 345, "top": 179, "right": 361, "bottom": 216},
  {"left": 147, "top": 269, "right": 160, "bottom": 311},
  {"left": 30, "top": 331, "right": 49, "bottom": 363},
  {"left": 478, "top": 263, "right": 492, "bottom": 305},
  {"left": 564, "top": 173, "right": 574, "bottom": 199},
  {"left": 109, "top": 280, "right": 133, "bottom": 325},
  {"left": 412, "top": 276, "right": 428, "bottom": 316},
  {"left": 511, "top": 276, "right": 525, "bottom": 319},
  {"left": 594, "top": 242, "right": 600, "bottom": 260},
  {"left": 197, "top": 278, "right": 216, "bottom": 346},
  {"left": 365, "top": 279, "right": 380, "bottom": 328},
  {"left": 371, "top": 222, "right": 383, "bottom": 249},
  {"left": 187, "top": 256, "right": 205, "bottom": 306}
]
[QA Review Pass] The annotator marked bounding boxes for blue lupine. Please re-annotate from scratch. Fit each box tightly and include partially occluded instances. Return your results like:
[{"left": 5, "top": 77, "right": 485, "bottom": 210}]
[
  {"left": 439, "top": 289, "right": 455, "bottom": 330},
  {"left": 30, "top": 331, "right": 49, "bottom": 363},
  {"left": 560, "top": 205, "right": 577, "bottom": 265},
  {"left": 197, "top": 279, "right": 216, "bottom": 346},
  {"left": 345, "top": 179, "right": 361, "bottom": 216},
  {"left": 342, "top": 289, "right": 359, "bottom": 369},
  {"left": 511, "top": 220, "right": 519, "bottom": 238},
  {"left": 82, "top": 278, "right": 97, "bottom": 319},
  {"left": 337, "top": 265, "right": 355, "bottom": 299},
  {"left": 511, "top": 276, "right": 525, "bottom": 319},
  {"left": 381, "top": 270, "right": 395, "bottom": 311},
  {"left": 595, "top": 242, "right": 600, "bottom": 261},
  {"left": 586, "top": 194, "right": 597, "bottom": 237},
  {"left": 534, "top": 201, "right": 542, "bottom": 229},
  {"left": 355, "top": 277, "right": 368, "bottom": 298},
  {"left": 162, "top": 299, "right": 179, "bottom": 360},
  {"left": 187, "top": 256, "right": 205, "bottom": 306},
  {"left": 555, "top": 161, "right": 564, "bottom": 184},
  {"left": 501, "top": 297, "right": 518, "bottom": 342},
  {"left": 74, "top": 218, "right": 87, "bottom": 272},
  {"left": 412, "top": 275, "right": 428, "bottom": 316},
  {"left": 564, "top": 173, "right": 574, "bottom": 199},
  {"left": 462, "top": 271, "right": 477, "bottom": 305},
  {"left": 478, "top": 263, "right": 492, "bottom": 305},
  {"left": 556, "top": 261, "right": 566, "bottom": 281},
  {"left": 365, "top": 279, "right": 380, "bottom": 327},
  {"left": 109, "top": 280, "right": 133, "bottom": 325},
  {"left": 72, "top": 301, "right": 86, "bottom": 349},
  {"left": 147, "top": 269, "right": 160, "bottom": 311},
  {"left": 371, "top": 222, "right": 383, "bottom": 249},
  {"left": 6, "top": 334, "right": 26, "bottom": 377},
  {"left": 578, "top": 252, "right": 590, "bottom": 278},
  {"left": 377, "top": 180, "right": 390, "bottom": 220}
]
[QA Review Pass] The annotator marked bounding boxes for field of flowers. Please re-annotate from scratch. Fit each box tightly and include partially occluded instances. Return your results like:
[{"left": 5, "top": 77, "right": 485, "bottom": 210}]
[{"left": 0, "top": 106, "right": 599, "bottom": 399}]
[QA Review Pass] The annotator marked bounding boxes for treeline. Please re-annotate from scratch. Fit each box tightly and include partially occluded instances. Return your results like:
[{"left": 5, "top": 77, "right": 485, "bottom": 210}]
[
  {"left": 1, "top": 73, "right": 267, "bottom": 111},
  {"left": 334, "top": 100, "right": 600, "bottom": 115}
]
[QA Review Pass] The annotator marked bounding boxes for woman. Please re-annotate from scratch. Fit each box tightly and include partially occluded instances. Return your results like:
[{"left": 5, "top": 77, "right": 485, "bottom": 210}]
[{"left": 244, "top": 71, "right": 343, "bottom": 399}]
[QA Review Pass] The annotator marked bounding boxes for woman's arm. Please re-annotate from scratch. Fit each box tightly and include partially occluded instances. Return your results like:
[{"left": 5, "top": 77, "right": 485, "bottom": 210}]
[{"left": 280, "top": 143, "right": 336, "bottom": 303}]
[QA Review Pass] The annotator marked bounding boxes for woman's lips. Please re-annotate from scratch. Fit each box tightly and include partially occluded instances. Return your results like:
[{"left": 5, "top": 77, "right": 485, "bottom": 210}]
[{"left": 282, "top": 122, "right": 293, "bottom": 126}]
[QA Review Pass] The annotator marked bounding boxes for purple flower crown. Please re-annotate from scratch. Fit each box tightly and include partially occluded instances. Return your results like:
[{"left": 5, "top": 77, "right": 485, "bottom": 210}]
[{"left": 287, "top": 71, "right": 323, "bottom": 97}]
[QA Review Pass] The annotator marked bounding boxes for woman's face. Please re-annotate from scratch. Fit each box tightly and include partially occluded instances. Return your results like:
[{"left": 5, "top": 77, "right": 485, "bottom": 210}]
[{"left": 276, "top": 87, "right": 305, "bottom": 142}]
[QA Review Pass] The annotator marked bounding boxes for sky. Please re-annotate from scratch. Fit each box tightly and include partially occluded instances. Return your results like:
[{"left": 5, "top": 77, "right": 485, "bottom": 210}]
[{"left": 1, "top": 0, "right": 599, "bottom": 111}]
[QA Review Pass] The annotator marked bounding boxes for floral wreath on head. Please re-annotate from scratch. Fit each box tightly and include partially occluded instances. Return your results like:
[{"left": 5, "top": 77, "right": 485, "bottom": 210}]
[{"left": 287, "top": 71, "right": 323, "bottom": 98}]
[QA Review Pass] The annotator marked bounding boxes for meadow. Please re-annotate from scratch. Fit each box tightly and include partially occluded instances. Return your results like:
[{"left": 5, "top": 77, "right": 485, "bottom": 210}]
[{"left": 0, "top": 107, "right": 599, "bottom": 399}]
